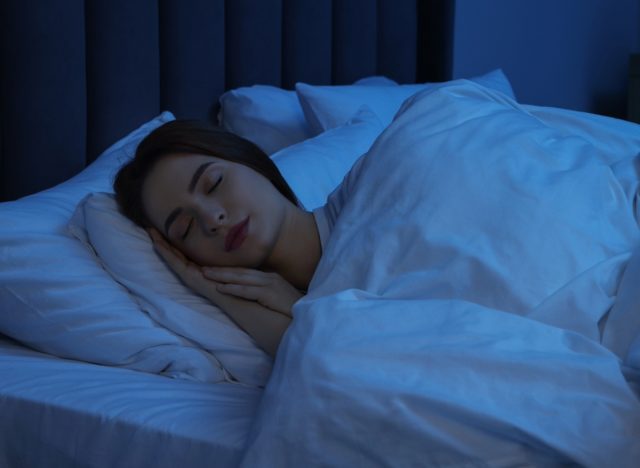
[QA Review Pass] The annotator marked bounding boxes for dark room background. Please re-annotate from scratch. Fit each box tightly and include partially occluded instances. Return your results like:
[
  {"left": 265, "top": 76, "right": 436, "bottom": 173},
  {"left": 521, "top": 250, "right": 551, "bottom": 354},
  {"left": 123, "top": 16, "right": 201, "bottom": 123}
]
[
  {"left": 2, "top": 0, "right": 640, "bottom": 202},
  {"left": 451, "top": 0, "right": 640, "bottom": 119}
]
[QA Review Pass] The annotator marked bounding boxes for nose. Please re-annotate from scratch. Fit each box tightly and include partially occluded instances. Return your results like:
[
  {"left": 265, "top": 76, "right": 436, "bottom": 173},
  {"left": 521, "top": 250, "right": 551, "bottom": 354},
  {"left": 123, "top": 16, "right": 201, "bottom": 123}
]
[{"left": 200, "top": 205, "right": 227, "bottom": 234}]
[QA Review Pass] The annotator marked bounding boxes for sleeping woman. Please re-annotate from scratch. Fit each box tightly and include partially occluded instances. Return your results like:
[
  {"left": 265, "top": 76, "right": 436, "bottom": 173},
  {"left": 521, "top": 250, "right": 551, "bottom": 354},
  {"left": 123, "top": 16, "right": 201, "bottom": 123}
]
[
  {"left": 114, "top": 82, "right": 640, "bottom": 364},
  {"left": 114, "top": 119, "right": 323, "bottom": 357}
]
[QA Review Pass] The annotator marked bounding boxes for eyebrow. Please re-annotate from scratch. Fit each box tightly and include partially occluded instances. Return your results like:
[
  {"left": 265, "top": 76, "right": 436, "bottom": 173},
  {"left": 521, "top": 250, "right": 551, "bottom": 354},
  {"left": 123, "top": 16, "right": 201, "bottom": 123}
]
[
  {"left": 163, "top": 161, "right": 214, "bottom": 237},
  {"left": 188, "top": 162, "right": 213, "bottom": 194}
]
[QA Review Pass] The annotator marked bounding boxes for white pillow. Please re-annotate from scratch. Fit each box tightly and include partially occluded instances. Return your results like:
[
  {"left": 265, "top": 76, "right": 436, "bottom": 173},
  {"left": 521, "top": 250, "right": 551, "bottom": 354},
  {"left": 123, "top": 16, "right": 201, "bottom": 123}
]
[
  {"left": 219, "top": 85, "right": 313, "bottom": 155},
  {"left": 296, "top": 69, "right": 516, "bottom": 135},
  {"left": 272, "top": 106, "right": 383, "bottom": 210},
  {"left": 218, "top": 75, "right": 397, "bottom": 154},
  {"left": 68, "top": 193, "right": 272, "bottom": 387},
  {"left": 0, "top": 112, "right": 269, "bottom": 385}
]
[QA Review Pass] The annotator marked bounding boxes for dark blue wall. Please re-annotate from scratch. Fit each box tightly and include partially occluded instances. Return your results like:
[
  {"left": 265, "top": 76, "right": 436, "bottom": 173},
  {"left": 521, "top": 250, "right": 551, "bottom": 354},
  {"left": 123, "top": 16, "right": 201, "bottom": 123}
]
[{"left": 452, "top": 0, "right": 639, "bottom": 118}]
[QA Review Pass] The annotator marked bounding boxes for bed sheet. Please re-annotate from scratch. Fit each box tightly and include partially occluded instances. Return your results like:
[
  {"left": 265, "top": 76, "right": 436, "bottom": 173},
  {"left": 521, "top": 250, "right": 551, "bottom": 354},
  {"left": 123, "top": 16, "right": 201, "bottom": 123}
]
[{"left": 0, "top": 335, "right": 261, "bottom": 468}]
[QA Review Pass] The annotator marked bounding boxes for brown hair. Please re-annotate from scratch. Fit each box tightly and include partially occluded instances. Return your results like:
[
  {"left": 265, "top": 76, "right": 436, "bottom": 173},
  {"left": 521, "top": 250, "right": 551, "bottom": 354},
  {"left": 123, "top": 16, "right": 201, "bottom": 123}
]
[{"left": 113, "top": 119, "right": 298, "bottom": 227}]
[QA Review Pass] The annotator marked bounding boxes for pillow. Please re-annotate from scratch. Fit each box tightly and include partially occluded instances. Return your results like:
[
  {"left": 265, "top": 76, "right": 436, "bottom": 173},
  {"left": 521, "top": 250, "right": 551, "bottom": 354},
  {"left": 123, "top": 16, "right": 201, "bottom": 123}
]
[
  {"left": 296, "top": 69, "right": 516, "bottom": 135},
  {"left": 219, "top": 85, "right": 313, "bottom": 155},
  {"left": 272, "top": 106, "right": 383, "bottom": 210},
  {"left": 68, "top": 193, "right": 272, "bottom": 387},
  {"left": 351, "top": 75, "right": 398, "bottom": 87},
  {"left": 218, "top": 75, "right": 397, "bottom": 154},
  {"left": 0, "top": 111, "right": 269, "bottom": 386}
]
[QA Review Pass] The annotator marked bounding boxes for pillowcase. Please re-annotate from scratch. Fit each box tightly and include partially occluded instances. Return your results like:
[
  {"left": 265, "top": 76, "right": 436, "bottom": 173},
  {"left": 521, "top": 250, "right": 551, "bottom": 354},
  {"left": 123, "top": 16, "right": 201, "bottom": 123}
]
[
  {"left": 218, "top": 75, "right": 397, "bottom": 154},
  {"left": 0, "top": 111, "right": 269, "bottom": 386},
  {"left": 272, "top": 106, "right": 383, "bottom": 210},
  {"left": 219, "top": 85, "right": 312, "bottom": 155},
  {"left": 296, "top": 69, "right": 516, "bottom": 135},
  {"left": 68, "top": 192, "right": 272, "bottom": 387}
]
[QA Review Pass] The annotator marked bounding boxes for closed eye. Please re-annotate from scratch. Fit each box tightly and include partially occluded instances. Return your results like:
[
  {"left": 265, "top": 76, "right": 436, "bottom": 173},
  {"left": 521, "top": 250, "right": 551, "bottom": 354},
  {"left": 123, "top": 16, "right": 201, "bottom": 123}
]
[
  {"left": 182, "top": 218, "right": 194, "bottom": 241},
  {"left": 183, "top": 176, "right": 222, "bottom": 240},
  {"left": 207, "top": 175, "right": 223, "bottom": 193}
]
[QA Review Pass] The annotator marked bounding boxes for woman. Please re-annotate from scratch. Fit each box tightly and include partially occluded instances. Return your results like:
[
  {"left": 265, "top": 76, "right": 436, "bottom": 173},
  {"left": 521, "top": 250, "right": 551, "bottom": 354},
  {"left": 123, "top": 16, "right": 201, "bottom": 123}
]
[{"left": 114, "top": 119, "right": 322, "bottom": 356}]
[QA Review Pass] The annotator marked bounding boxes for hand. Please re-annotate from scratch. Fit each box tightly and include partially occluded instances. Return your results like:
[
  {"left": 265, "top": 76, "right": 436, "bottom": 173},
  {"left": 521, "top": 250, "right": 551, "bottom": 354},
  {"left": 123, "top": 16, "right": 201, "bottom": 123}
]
[
  {"left": 146, "top": 228, "right": 219, "bottom": 301},
  {"left": 202, "top": 267, "right": 303, "bottom": 317},
  {"left": 147, "top": 228, "right": 302, "bottom": 316},
  {"left": 147, "top": 228, "right": 292, "bottom": 357}
]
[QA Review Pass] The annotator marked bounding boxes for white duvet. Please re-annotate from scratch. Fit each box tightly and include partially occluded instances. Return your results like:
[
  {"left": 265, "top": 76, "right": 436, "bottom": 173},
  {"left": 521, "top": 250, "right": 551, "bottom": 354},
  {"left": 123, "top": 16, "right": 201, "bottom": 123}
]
[{"left": 241, "top": 82, "right": 640, "bottom": 466}]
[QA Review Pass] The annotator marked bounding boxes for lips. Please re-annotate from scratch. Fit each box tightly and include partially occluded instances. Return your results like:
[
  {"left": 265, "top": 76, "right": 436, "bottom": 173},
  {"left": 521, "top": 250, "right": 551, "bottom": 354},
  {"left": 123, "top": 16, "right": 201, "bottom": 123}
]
[{"left": 224, "top": 216, "right": 249, "bottom": 252}]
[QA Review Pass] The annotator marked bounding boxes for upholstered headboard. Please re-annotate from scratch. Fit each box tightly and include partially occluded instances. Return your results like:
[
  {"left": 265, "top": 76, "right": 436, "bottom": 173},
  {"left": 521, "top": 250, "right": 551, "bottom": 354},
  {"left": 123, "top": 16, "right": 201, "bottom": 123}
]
[{"left": 0, "top": 0, "right": 453, "bottom": 202}]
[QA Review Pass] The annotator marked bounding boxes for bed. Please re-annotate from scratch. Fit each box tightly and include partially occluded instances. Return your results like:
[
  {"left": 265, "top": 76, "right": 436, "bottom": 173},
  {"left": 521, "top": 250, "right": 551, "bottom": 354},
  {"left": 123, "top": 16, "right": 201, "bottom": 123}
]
[{"left": 1, "top": 1, "right": 639, "bottom": 467}]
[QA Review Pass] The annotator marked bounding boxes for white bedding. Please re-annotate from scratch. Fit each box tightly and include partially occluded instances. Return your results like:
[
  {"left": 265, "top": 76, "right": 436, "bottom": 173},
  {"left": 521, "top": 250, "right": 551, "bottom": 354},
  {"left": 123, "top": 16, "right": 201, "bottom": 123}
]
[
  {"left": 241, "top": 81, "right": 640, "bottom": 466},
  {"left": 0, "top": 335, "right": 261, "bottom": 468},
  {"left": 4, "top": 79, "right": 640, "bottom": 467}
]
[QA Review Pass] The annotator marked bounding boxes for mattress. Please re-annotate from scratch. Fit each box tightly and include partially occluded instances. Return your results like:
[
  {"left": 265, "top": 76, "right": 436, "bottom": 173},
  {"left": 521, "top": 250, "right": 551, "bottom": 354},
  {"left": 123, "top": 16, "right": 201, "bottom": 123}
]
[{"left": 0, "top": 335, "right": 262, "bottom": 468}]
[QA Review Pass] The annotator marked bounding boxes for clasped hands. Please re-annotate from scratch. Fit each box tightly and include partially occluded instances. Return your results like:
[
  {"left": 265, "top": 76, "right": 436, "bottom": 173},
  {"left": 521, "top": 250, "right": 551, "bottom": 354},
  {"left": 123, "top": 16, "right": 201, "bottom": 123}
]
[{"left": 147, "top": 228, "right": 302, "bottom": 317}]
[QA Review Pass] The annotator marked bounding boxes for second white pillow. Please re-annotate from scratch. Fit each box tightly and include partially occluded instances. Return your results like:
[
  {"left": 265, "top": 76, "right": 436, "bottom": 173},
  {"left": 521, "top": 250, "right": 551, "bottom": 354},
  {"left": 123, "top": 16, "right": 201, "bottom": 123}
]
[{"left": 272, "top": 106, "right": 383, "bottom": 211}]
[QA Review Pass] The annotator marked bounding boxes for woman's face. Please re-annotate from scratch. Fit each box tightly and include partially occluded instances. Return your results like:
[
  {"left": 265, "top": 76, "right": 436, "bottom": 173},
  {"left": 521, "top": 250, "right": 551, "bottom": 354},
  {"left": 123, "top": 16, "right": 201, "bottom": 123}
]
[{"left": 141, "top": 153, "right": 290, "bottom": 268}]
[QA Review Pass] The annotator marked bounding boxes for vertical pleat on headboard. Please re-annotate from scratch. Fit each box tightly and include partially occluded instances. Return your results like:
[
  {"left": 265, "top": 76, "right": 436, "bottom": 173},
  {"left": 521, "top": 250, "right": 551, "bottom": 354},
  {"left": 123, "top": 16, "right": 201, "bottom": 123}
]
[
  {"left": 84, "top": 0, "right": 161, "bottom": 164},
  {"left": 378, "top": 0, "right": 418, "bottom": 84},
  {"left": 417, "top": 0, "right": 455, "bottom": 82},
  {"left": 332, "top": 0, "right": 378, "bottom": 84},
  {"left": 282, "top": 0, "right": 332, "bottom": 88},
  {"left": 159, "top": 0, "right": 225, "bottom": 121},
  {"left": 0, "top": 0, "right": 87, "bottom": 200},
  {"left": 0, "top": 0, "right": 452, "bottom": 201},
  {"left": 225, "top": 0, "right": 282, "bottom": 89}
]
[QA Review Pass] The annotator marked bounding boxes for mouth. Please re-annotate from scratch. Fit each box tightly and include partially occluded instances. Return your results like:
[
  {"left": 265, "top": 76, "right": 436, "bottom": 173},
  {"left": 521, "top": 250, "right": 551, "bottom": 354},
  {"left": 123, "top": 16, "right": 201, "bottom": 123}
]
[{"left": 224, "top": 216, "right": 250, "bottom": 252}]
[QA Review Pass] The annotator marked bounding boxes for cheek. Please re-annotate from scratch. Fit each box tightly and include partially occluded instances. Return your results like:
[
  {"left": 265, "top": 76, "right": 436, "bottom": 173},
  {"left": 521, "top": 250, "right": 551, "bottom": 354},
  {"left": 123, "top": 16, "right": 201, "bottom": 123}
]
[
  {"left": 184, "top": 243, "right": 213, "bottom": 266},
  {"left": 183, "top": 238, "right": 231, "bottom": 267},
  {"left": 251, "top": 203, "right": 284, "bottom": 253}
]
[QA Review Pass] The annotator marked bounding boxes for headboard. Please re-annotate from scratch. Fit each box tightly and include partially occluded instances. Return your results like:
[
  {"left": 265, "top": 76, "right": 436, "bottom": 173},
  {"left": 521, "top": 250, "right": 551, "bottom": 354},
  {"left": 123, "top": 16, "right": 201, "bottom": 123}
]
[{"left": 0, "top": 0, "right": 453, "bottom": 202}]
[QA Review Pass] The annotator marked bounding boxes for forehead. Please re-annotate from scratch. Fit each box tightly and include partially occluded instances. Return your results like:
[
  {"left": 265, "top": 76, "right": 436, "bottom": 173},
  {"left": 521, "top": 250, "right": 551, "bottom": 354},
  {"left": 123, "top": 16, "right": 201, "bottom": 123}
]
[
  {"left": 145, "top": 153, "right": 223, "bottom": 191},
  {"left": 152, "top": 152, "right": 219, "bottom": 178}
]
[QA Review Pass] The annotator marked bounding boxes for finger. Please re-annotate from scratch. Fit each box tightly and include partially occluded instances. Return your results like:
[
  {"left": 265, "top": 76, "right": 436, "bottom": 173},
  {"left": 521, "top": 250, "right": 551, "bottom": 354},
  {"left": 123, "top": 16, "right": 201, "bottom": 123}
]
[
  {"left": 203, "top": 267, "right": 271, "bottom": 286},
  {"left": 150, "top": 233, "right": 176, "bottom": 257},
  {"left": 216, "top": 282, "right": 266, "bottom": 300},
  {"left": 147, "top": 229, "right": 188, "bottom": 264},
  {"left": 149, "top": 236, "right": 198, "bottom": 280},
  {"left": 203, "top": 266, "right": 267, "bottom": 276},
  {"left": 151, "top": 237, "right": 181, "bottom": 263},
  {"left": 157, "top": 248, "right": 209, "bottom": 292},
  {"left": 155, "top": 247, "right": 189, "bottom": 277},
  {"left": 147, "top": 228, "right": 171, "bottom": 251},
  {"left": 147, "top": 228, "right": 177, "bottom": 254},
  {"left": 146, "top": 227, "right": 161, "bottom": 242}
]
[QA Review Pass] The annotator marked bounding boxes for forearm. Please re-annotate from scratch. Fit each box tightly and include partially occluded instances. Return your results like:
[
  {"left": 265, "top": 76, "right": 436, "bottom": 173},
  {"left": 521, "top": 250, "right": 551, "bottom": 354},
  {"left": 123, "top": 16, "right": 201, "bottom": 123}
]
[{"left": 211, "top": 292, "right": 291, "bottom": 357}]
